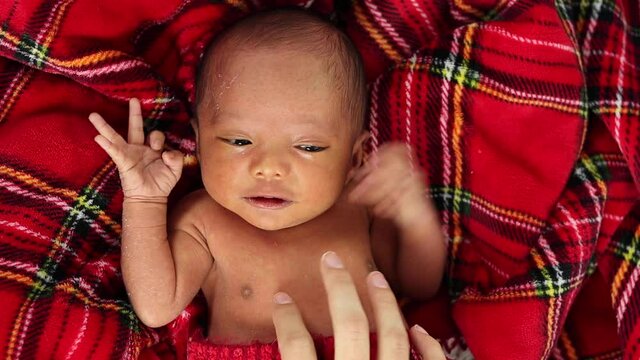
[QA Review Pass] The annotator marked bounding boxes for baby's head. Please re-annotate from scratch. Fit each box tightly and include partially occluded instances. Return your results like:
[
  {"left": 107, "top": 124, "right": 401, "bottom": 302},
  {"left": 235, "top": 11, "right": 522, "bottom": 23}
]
[{"left": 193, "top": 8, "right": 368, "bottom": 231}]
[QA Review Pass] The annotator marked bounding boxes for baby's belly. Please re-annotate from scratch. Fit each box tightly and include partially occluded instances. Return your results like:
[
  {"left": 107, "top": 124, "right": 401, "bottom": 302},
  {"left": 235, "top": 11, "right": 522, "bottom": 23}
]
[{"left": 203, "top": 258, "right": 375, "bottom": 344}]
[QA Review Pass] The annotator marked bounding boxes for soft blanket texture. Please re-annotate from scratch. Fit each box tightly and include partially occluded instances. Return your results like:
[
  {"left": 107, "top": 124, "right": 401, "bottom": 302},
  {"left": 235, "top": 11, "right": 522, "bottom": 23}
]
[{"left": 0, "top": 0, "right": 638, "bottom": 359}]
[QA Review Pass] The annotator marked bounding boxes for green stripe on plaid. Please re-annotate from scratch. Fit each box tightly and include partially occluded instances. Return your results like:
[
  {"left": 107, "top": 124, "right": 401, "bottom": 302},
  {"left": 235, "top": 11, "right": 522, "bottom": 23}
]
[
  {"left": 530, "top": 259, "right": 576, "bottom": 298},
  {"left": 431, "top": 186, "right": 473, "bottom": 215},
  {"left": 427, "top": 53, "right": 481, "bottom": 89},
  {"left": 29, "top": 186, "right": 108, "bottom": 301},
  {"left": 119, "top": 300, "right": 142, "bottom": 333},
  {"left": 15, "top": 33, "right": 48, "bottom": 69},
  {"left": 608, "top": 229, "right": 640, "bottom": 264},
  {"left": 67, "top": 186, "right": 109, "bottom": 236}
]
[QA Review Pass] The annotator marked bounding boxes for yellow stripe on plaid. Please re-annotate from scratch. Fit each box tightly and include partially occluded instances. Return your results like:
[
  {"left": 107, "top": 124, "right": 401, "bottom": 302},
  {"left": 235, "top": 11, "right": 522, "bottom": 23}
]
[
  {"left": 0, "top": 68, "right": 34, "bottom": 123},
  {"left": 0, "top": 271, "right": 34, "bottom": 287},
  {"left": 531, "top": 248, "right": 555, "bottom": 296},
  {"left": 148, "top": 87, "right": 174, "bottom": 122},
  {"left": 450, "top": 25, "right": 477, "bottom": 260},
  {"left": 87, "top": 162, "right": 116, "bottom": 189},
  {"left": 4, "top": 161, "right": 126, "bottom": 358},
  {"left": 611, "top": 225, "right": 640, "bottom": 304},
  {"left": 0, "top": 271, "right": 130, "bottom": 314},
  {"left": 453, "top": 0, "right": 487, "bottom": 19},
  {"left": 98, "top": 212, "right": 122, "bottom": 234},
  {"left": 559, "top": 330, "right": 579, "bottom": 360},
  {"left": 41, "top": 0, "right": 74, "bottom": 50},
  {"left": 223, "top": 0, "right": 249, "bottom": 12},
  {"left": 458, "top": 287, "right": 538, "bottom": 301},
  {"left": 5, "top": 297, "right": 31, "bottom": 359},
  {"left": 0, "top": 28, "right": 22, "bottom": 47},
  {"left": 476, "top": 83, "right": 582, "bottom": 114},
  {"left": 54, "top": 283, "right": 131, "bottom": 313},
  {"left": 433, "top": 186, "right": 544, "bottom": 231},
  {"left": 580, "top": 154, "right": 608, "bottom": 197},
  {"left": 465, "top": 188, "right": 544, "bottom": 228},
  {"left": 352, "top": 0, "right": 402, "bottom": 62},
  {"left": 48, "top": 50, "right": 129, "bottom": 68},
  {"left": 543, "top": 297, "right": 557, "bottom": 357},
  {"left": 396, "top": 61, "right": 583, "bottom": 117},
  {"left": 594, "top": 106, "right": 640, "bottom": 117},
  {"left": 0, "top": 165, "right": 78, "bottom": 199},
  {"left": 0, "top": 163, "right": 121, "bottom": 232}
]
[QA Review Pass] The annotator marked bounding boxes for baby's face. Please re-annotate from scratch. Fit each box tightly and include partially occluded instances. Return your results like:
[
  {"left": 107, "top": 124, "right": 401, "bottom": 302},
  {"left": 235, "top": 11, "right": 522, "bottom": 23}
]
[{"left": 195, "top": 49, "right": 361, "bottom": 231}]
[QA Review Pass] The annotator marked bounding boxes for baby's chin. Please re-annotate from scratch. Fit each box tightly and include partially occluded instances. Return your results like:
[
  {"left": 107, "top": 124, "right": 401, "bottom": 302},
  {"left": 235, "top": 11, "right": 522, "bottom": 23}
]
[{"left": 238, "top": 211, "right": 311, "bottom": 231}]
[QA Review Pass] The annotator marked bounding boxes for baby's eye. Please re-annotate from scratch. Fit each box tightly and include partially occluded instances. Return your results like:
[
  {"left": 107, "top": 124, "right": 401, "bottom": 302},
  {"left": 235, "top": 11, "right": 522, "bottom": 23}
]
[
  {"left": 297, "top": 145, "right": 327, "bottom": 152},
  {"left": 225, "top": 138, "right": 252, "bottom": 146}
]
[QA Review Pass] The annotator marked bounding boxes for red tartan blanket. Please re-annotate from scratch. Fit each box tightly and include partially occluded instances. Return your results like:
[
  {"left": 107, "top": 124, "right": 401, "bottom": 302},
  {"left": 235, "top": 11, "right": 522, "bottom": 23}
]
[{"left": 0, "top": 0, "right": 638, "bottom": 359}]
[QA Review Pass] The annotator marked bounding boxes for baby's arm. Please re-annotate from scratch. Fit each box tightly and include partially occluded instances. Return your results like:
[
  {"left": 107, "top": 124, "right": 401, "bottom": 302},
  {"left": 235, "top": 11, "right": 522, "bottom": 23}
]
[
  {"left": 122, "top": 193, "right": 213, "bottom": 327},
  {"left": 89, "top": 99, "right": 213, "bottom": 327},
  {"left": 350, "top": 143, "right": 446, "bottom": 299}
]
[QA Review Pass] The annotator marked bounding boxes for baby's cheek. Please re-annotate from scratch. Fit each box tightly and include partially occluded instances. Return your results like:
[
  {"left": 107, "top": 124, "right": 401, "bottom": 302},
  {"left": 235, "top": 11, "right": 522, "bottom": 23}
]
[{"left": 310, "top": 175, "right": 344, "bottom": 204}]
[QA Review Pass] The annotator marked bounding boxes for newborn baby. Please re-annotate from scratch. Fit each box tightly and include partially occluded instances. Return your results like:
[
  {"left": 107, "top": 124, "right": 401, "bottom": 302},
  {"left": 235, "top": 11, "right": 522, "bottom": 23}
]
[{"left": 89, "top": 7, "right": 446, "bottom": 353}]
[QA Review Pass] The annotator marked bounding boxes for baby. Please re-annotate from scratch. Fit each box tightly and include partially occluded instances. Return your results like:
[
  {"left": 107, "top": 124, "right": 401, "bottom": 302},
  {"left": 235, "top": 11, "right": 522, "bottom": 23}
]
[{"left": 89, "top": 8, "right": 446, "bottom": 348}]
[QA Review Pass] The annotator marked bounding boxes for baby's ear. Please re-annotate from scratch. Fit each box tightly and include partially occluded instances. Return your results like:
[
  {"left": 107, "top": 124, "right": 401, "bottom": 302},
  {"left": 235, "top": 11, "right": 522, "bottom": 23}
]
[
  {"left": 190, "top": 118, "right": 200, "bottom": 158},
  {"left": 351, "top": 131, "right": 370, "bottom": 169},
  {"left": 190, "top": 118, "right": 199, "bottom": 140}
]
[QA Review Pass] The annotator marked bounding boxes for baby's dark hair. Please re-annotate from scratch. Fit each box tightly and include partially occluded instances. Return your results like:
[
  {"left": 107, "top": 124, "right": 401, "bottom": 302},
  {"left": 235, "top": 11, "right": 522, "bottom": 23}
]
[{"left": 194, "top": 8, "right": 367, "bottom": 135}]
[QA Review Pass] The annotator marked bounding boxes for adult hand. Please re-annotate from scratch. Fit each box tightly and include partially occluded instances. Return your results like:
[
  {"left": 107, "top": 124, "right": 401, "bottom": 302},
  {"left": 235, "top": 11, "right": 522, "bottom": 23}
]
[{"left": 272, "top": 251, "right": 446, "bottom": 360}]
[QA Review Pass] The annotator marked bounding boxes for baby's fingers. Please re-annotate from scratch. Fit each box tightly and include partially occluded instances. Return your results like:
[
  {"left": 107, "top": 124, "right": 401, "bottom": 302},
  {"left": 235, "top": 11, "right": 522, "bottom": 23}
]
[
  {"left": 89, "top": 112, "right": 126, "bottom": 146},
  {"left": 162, "top": 150, "right": 184, "bottom": 179},
  {"left": 92, "top": 134, "right": 130, "bottom": 169},
  {"left": 148, "top": 130, "right": 165, "bottom": 151},
  {"left": 128, "top": 98, "right": 145, "bottom": 145},
  {"left": 89, "top": 113, "right": 129, "bottom": 167}
]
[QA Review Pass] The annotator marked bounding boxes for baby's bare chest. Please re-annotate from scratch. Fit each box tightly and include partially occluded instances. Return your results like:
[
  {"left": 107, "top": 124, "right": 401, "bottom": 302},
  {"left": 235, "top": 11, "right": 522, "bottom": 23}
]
[{"left": 200, "top": 207, "right": 375, "bottom": 343}]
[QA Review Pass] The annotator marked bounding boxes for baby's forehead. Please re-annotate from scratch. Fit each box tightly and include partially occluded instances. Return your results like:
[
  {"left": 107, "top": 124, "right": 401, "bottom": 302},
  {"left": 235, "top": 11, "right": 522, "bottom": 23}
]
[
  {"left": 203, "top": 44, "right": 335, "bottom": 83},
  {"left": 194, "top": 9, "right": 365, "bottom": 134}
]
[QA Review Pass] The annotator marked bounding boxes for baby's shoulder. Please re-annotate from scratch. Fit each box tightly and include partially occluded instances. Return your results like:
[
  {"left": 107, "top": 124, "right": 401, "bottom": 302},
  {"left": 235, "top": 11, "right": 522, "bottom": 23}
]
[{"left": 168, "top": 189, "right": 219, "bottom": 228}]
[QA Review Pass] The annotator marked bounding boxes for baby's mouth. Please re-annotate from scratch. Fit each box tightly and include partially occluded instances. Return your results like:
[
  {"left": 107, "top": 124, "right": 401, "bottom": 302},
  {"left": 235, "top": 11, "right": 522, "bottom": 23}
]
[{"left": 244, "top": 196, "right": 292, "bottom": 209}]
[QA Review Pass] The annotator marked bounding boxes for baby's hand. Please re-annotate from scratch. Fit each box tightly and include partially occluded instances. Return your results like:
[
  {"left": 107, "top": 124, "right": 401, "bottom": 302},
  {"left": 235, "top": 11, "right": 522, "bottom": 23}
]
[
  {"left": 88, "top": 98, "right": 183, "bottom": 200},
  {"left": 349, "top": 143, "right": 429, "bottom": 228}
]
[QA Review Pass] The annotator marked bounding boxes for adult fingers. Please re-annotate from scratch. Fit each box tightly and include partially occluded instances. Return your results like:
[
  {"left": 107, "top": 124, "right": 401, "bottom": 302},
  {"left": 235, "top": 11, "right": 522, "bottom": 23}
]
[
  {"left": 128, "top": 98, "right": 145, "bottom": 145},
  {"left": 272, "top": 292, "right": 317, "bottom": 360},
  {"left": 366, "top": 271, "right": 409, "bottom": 360},
  {"left": 409, "top": 326, "right": 446, "bottom": 360},
  {"left": 320, "top": 252, "right": 370, "bottom": 360}
]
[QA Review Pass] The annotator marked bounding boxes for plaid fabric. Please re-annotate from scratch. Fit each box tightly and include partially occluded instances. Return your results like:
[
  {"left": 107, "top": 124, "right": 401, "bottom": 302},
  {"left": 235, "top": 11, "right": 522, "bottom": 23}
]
[{"left": 0, "top": 1, "right": 637, "bottom": 360}]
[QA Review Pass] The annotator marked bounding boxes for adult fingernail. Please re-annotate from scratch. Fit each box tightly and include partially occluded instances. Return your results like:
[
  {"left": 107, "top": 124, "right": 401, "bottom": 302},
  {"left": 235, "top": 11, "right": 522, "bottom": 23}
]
[
  {"left": 322, "top": 251, "right": 344, "bottom": 269},
  {"left": 368, "top": 271, "right": 389, "bottom": 288},
  {"left": 273, "top": 292, "right": 292, "bottom": 304},
  {"left": 411, "top": 324, "right": 429, "bottom": 335}
]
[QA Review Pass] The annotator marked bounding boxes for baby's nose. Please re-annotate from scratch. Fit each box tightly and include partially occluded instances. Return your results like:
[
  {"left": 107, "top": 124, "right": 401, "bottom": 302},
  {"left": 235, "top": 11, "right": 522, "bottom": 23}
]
[{"left": 251, "top": 151, "right": 289, "bottom": 179}]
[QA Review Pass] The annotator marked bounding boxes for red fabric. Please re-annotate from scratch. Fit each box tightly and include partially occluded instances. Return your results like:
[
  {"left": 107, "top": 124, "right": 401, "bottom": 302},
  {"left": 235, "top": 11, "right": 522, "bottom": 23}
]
[
  {"left": 185, "top": 333, "right": 421, "bottom": 360},
  {"left": 0, "top": 0, "right": 638, "bottom": 359}
]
